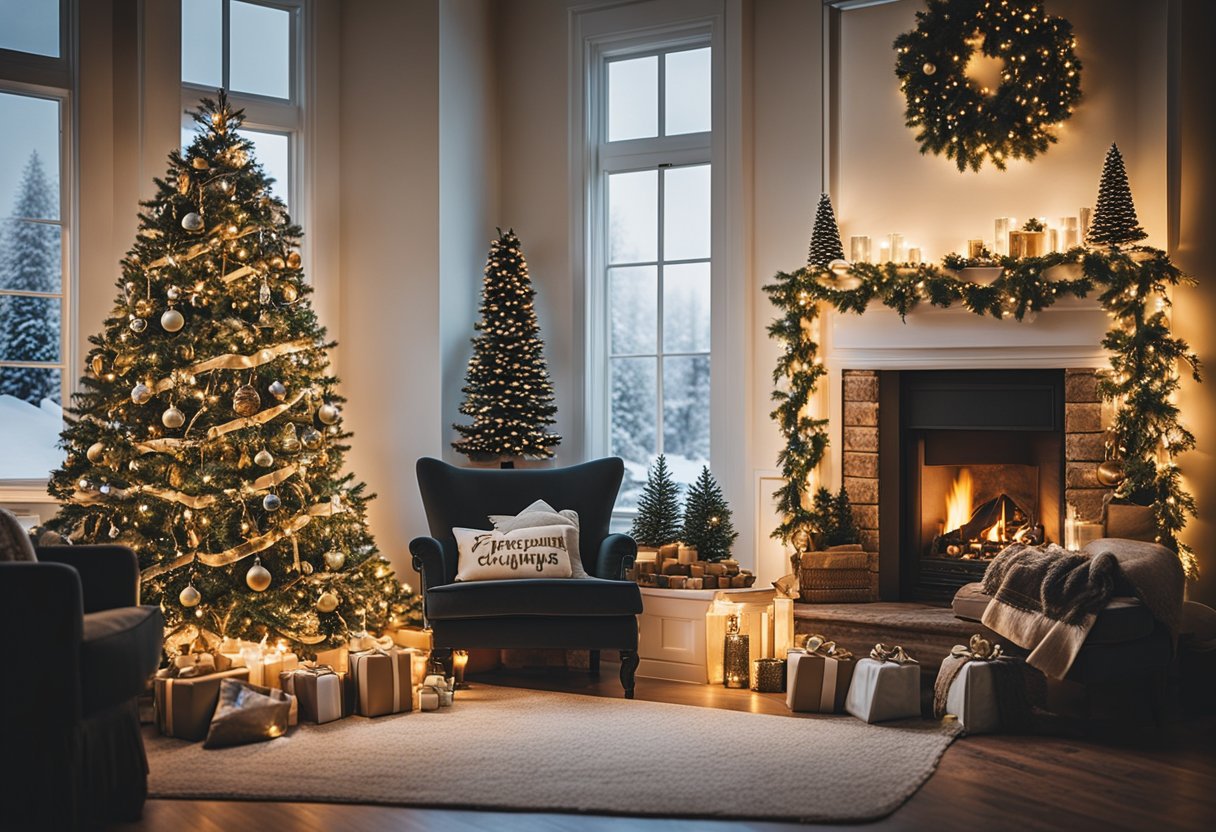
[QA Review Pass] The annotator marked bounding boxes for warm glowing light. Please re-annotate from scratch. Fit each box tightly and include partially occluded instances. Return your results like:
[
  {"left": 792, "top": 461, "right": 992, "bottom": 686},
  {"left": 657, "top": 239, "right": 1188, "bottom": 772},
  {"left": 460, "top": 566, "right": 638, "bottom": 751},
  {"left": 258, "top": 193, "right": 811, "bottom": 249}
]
[
  {"left": 945, "top": 469, "right": 974, "bottom": 533},
  {"left": 985, "top": 501, "right": 1008, "bottom": 542}
]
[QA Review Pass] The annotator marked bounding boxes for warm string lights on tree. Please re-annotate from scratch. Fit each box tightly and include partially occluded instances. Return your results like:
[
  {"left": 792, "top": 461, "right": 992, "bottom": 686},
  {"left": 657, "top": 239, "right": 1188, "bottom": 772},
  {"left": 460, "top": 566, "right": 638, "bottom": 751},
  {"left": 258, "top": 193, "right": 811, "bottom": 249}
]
[
  {"left": 893, "top": 0, "right": 1083, "bottom": 172},
  {"left": 48, "top": 94, "right": 421, "bottom": 654},
  {"left": 679, "top": 466, "right": 738, "bottom": 562},
  {"left": 452, "top": 228, "right": 562, "bottom": 463}
]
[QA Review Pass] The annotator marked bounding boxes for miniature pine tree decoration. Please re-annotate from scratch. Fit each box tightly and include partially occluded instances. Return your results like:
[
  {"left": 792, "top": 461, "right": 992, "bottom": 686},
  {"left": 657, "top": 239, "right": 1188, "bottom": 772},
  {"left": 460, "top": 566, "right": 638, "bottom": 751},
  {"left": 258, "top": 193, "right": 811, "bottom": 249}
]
[
  {"left": 807, "top": 193, "right": 845, "bottom": 268},
  {"left": 809, "top": 486, "right": 837, "bottom": 548},
  {"left": 0, "top": 151, "right": 61, "bottom": 404},
  {"left": 630, "top": 454, "right": 683, "bottom": 547},
  {"left": 47, "top": 94, "right": 420, "bottom": 654},
  {"left": 1086, "top": 143, "right": 1147, "bottom": 247},
  {"left": 828, "top": 486, "right": 860, "bottom": 547},
  {"left": 680, "top": 466, "right": 738, "bottom": 561},
  {"left": 453, "top": 228, "right": 561, "bottom": 463}
]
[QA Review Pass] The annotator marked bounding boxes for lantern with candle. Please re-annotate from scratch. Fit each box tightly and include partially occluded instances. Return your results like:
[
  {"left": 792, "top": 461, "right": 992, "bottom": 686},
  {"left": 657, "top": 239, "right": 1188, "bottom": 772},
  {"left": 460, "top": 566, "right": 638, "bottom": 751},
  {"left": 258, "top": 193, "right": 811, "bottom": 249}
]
[{"left": 723, "top": 614, "right": 750, "bottom": 689}]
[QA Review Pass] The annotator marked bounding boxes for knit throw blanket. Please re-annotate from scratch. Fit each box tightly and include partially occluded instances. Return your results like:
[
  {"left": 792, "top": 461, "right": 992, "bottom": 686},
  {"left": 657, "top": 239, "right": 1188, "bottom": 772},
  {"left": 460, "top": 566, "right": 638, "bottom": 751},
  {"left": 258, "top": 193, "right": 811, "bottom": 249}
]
[
  {"left": 979, "top": 539, "right": 1185, "bottom": 679},
  {"left": 980, "top": 543, "right": 1116, "bottom": 679}
]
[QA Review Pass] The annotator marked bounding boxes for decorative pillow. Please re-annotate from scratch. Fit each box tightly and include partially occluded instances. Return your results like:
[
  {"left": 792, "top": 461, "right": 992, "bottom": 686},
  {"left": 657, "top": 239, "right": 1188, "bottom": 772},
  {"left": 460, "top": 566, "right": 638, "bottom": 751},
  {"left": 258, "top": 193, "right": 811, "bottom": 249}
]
[
  {"left": 453, "top": 524, "right": 574, "bottom": 582},
  {"left": 0, "top": 508, "right": 38, "bottom": 562},
  {"left": 489, "top": 499, "right": 587, "bottom": 579},
  {"left": 203, "top": 678, "right": 293, "bottom": 749}
]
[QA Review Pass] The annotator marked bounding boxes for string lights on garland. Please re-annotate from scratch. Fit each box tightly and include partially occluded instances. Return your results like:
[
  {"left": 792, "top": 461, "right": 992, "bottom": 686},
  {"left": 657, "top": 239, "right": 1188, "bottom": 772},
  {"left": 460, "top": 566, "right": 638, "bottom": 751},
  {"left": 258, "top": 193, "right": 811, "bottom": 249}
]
[{"left": 893, "top": 0, "right": 1083, "bottom": 172}]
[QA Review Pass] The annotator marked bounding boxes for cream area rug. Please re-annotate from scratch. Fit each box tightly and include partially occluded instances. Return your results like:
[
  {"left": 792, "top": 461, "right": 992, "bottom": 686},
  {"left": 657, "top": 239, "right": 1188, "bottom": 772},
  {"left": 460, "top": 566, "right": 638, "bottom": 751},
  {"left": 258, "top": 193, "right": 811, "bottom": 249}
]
[{"left": 146, "top": 684, "right": 960, "bottom": 823}]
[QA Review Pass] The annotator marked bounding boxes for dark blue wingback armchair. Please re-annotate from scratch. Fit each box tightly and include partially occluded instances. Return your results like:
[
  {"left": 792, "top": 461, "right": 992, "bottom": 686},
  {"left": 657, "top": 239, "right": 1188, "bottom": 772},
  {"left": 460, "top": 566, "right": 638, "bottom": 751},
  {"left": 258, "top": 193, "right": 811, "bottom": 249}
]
[{"left": 408, "top": 457, "right": 643, "bottom": 697}]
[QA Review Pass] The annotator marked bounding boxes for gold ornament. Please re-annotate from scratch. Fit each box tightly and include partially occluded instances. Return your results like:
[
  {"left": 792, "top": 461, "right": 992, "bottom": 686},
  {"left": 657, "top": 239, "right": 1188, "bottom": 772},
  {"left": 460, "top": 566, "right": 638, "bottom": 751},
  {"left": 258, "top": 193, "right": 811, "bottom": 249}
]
[
  {"left": 134, "top": 298, "right": 154, "bottom": 317},
  {"left": 1096, "top": 458, "right": 1126, "bottom": 488},
  {"left": 217, "top": 178, "right": 234, "bottom": 195},
  {"left": 177, "top": 173, "right": 191, "bottom": 194},
  {"left": 316, "top": 591, "right": 339, "bottom": 613},
  {"left": 179, "top": 583, "right": 201, "bottom": 607},
  {"left": 323, "top": 550, "right": 346, "bottom": 571},
  {"left": 87, "top": 442, "right": 107, "bottom": 463},
  {"left": 191, "top": 157, "right": 209, "bottom": 170},
  {"left": 162, "top": 406, "right": 186, "bottom": 429},
  {"left": 300, "top": 561, "right": 314, "bottom": 575},
  {"left": 91, "top": 355, "right": 104, "bottom": 376},
  {"left": 254, "top": 449, "right": 274, "bottom": 467},
  {"left": 269, "top": 255, "right": 286, "bottom": 270},
  {"left": 922, "top": 62, "right": 937, "bottom": 76},
  {"left": 245, "top": 557, "right": 272, "bottom": 591},
  {"left": 233, "top": 384, "right": 262, "bottom": 416},
  {"left": 278, "top": 423, "right": 302, "bottom": 453},
  {"left": 317, "top": 403, "right": 340, "bottom": 425},
  {"left": 282, "top": 284, "right": 299, "bottom": 303},
  {"left": 161, "top": 308, "right": 185, "bottom": 333},
  {"left": 300, "top": 426, "right": 323, "bottom": 450},
  {"left": 286, "top": 252, "right": 302, "bottom": 270}
]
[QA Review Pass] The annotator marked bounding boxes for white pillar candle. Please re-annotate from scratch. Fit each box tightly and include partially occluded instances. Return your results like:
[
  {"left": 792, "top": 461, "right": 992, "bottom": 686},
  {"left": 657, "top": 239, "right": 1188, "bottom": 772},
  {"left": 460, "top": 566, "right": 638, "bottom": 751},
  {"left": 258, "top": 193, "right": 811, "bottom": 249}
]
[
  {"left": 907, "top": 247, "right": 923, "bottom": 265},
  {"left": 967, "top": 239, "right": 985, "bottom": 258},
  {"left": 888, "top": 233, "right": 905, "bottom": 263},
  {"left": 850, "top": 235, "right": 871, "bottom": 264},
  {"left": 1060, "top": 217, "right": 1079, "bottom": 249},
  {"left": 1080, "top": 207, "right": 1092, "bottom": 242}
]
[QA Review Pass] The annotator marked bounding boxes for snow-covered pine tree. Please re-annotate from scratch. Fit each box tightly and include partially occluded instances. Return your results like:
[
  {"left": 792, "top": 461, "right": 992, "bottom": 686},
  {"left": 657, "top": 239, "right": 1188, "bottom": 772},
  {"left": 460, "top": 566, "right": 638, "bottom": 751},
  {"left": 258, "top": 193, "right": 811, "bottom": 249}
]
[
  {"left": 630, "top": 454, "right": 683, "bottom": 547},
  {"left": 0, "top": 151, "right": 61, "bottom": 404},
  {"left": 807, "top": 193, "right": 845, "bottom": 268},
  {"left": 1086, "top": 143, "right": 1147, "bottom": 247}
]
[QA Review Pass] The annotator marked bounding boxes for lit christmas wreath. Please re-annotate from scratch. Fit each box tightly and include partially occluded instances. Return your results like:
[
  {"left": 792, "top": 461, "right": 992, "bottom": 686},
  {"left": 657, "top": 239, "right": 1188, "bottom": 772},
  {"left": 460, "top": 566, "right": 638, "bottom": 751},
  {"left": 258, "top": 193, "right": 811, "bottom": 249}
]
[{"left": 894, "top": 0, "right": 1082, "bottom": 172}]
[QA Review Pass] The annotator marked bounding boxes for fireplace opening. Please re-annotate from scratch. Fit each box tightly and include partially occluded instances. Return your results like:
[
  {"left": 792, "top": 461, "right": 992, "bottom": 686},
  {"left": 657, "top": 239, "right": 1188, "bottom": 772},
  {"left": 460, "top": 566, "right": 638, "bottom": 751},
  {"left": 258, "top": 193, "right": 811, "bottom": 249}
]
[{"left": 896, "top": 370, "right": 1064, "bottom": 602}]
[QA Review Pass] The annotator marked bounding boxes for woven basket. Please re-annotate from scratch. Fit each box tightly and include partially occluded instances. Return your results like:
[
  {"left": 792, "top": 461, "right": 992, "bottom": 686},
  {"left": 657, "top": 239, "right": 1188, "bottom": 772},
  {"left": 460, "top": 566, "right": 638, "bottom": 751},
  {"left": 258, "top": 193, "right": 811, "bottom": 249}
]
[{"left": 798, "top": 545, "right": 877, "bottom": 603}]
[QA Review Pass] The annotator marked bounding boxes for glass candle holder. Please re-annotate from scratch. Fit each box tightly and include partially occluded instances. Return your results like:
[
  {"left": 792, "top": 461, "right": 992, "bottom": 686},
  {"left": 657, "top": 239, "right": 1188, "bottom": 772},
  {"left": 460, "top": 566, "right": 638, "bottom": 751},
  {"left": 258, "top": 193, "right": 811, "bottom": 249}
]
[
  {"left": 751, "top": 658, "right": 787, "bottom": 693},
  {"left": 723, "top": 614, "right": 750, "bottom": 689},
  {"left": 453, "top": 649, "right": 469, "bottom": 688}
]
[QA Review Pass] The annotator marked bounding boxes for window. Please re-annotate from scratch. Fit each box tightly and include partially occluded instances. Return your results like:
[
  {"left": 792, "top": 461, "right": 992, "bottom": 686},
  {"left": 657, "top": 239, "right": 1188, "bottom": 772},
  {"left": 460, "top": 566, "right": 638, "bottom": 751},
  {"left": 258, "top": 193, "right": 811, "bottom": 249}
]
[
  {"left": 181, "top": 0, "right": 300, "bottom": 212},
  {"left": 0, "top": 0, "right": 72, "bottom": 482},
  {"left": 591, "top": 43, "right": 714, "bottom": 512}
]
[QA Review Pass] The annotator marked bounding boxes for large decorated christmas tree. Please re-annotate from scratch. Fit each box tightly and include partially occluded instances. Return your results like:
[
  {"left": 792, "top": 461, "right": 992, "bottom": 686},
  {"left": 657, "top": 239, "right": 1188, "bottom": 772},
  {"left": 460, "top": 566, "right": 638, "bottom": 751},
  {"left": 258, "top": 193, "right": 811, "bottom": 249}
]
[
  {"left": 47, "top": 94, "right": 419, "bottom": 654},
  {"left": 452, "top": 228, "right": 561, "bottom": 463}
]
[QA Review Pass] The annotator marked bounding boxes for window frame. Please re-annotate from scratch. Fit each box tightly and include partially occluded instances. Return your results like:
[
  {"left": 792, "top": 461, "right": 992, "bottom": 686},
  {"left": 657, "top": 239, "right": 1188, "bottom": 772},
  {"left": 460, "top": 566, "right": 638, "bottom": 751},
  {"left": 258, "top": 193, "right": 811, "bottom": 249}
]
[
  {"left": 0, "top": 0, "right": 77, "bottom": 496},
  {"left": 582, "top": 19, "right": 723, "bottom": 521}
]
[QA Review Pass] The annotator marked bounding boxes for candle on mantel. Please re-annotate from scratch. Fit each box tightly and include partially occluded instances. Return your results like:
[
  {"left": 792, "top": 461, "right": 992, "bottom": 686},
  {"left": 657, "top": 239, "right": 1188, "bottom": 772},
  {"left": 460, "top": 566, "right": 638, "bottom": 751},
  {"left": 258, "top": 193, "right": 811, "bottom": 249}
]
[
  {"left": 850, "top": 235, "right": 872, "bottom": 264},
  {"left": 878, "top": 240, "right": 890, "bottom": 263},
  {"left": 967, "top": 239, "right": 985, "bottom": 258},
  {"left": 888, "top": 233, "right": 905, "bottom": 263},
  {"left": 994, "top": 218, "right": 1016, "bottom": 256},
  {"left": 1080, "top": 207, "right": 1092, "bottom": 243},
  {"left": 1060, "top": 216, "right": 1079, "bottom": 249},
  {"left": 907, "top": 247, "right": 923, "bottom": 265}
]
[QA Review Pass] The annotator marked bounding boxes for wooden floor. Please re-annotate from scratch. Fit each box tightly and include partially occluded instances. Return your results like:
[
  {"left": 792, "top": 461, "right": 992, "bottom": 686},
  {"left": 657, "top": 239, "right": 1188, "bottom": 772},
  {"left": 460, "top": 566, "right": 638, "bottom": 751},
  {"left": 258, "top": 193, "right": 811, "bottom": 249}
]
[{"left": 115, "top": 668, "right": 1216, "bottom": 832}]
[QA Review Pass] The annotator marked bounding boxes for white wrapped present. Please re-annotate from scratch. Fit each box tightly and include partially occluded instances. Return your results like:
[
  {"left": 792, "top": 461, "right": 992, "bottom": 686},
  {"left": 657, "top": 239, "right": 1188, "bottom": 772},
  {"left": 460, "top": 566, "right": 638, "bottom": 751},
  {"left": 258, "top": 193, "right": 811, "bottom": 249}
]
[
  {"left": 938, "top": 635, "right": 1025, "bottom": 735},
  {"left": 845, "top": 644, "right": 921, "bottom": 723}
]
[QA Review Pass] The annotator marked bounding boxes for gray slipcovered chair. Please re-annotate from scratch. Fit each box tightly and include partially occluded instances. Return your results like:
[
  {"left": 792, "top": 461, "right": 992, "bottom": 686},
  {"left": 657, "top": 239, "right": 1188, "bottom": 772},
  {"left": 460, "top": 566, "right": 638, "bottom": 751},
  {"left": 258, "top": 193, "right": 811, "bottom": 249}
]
[
  {"left": 409, "top": 457, "right": 643, "bottom": 697},
  {"left": 0, "top": 509, "right": 163, "bottom": 830}
]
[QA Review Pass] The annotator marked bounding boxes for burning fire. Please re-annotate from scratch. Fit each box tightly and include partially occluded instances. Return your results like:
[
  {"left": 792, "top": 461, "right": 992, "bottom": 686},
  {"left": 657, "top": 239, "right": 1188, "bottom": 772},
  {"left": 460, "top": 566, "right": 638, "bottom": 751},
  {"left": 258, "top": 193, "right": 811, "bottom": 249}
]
[
  {"left": 945, "top": 469, "right": 974, "bottom": 535},
  {"left": 986, "top": 502, "right": 1006, "bottom": 542}
]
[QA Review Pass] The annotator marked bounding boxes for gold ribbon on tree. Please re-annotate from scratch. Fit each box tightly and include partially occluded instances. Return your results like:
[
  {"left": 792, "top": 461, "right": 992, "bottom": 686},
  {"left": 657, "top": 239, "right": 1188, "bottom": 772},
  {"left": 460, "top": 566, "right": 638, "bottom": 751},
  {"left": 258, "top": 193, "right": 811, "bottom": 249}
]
[
  {"left": 950, "top": 634, "right": 1004, "bottom": 662},
  {"left": 152, "top": 339, "right": 313, "bottom": 392},
  {"left": 71, "top": 463, "right": 304, "bottom": 508},
  {"left": 870, "top": 643, "right": 918, "bottom": 664},
  {"left": 132, "top": 389, "right": 308, "bottom": 454}
]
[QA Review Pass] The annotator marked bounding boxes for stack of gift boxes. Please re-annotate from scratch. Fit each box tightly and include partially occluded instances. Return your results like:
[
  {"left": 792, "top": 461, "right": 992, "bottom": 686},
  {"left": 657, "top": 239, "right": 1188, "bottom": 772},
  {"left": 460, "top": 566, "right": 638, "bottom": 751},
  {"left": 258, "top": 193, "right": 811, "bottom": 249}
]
[
  {"left": 153, "top": 626, "right": 458, "bottom": 745},
  {"left": 630, "top": 543, "right": 758, "bottom": 590},
  {"left": 780, "top": 633, "right": 1027, "bottom": 734}
]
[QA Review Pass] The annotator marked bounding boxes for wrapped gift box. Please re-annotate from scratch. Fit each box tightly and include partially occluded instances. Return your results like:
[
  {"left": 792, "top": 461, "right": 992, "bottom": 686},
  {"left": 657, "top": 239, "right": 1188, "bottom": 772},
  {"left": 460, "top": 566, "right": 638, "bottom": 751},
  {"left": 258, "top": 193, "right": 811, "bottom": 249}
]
[
  {"left": 350, "top": 648, "right": 414, "bottom": 717},
  {"left": 785, "top": 644, "right": 855, "bottom": 713},
  {"left": 388, "top": 626, "right": 433, "bottom": 652},
  {"left": 280, "top": 665, "right": 349, "bottom": 724},
  {"left": 313, "top": 645, "right": 350, "bottom": 674},
  {"left": 944, "top": 660, "right": 1002, "bottom": 734},
  {"left": 845, "top": 655, "right": 921, "bottom": 723},
  {"left": 155, "top": 667, "right": 250, "bottom": 741}
]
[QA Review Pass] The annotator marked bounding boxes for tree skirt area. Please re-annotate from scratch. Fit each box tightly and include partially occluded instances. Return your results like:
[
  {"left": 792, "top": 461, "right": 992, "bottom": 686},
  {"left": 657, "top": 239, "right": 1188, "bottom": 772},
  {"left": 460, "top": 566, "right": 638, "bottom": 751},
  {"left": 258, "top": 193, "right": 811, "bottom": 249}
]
[{"left": 146, "top": 683, "right": 960, "bottom": 823}]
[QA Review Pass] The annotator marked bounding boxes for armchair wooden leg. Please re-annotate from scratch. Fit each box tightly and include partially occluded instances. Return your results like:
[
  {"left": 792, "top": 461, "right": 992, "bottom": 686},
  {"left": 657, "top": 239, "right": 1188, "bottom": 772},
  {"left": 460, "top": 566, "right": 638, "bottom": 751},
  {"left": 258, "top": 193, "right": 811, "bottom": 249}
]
[
  {"left": 589, "top": 649, "right": 601, "bottom": 677},
  {"left": 619, "top": 650, "right": 639, "bottom": 699}
]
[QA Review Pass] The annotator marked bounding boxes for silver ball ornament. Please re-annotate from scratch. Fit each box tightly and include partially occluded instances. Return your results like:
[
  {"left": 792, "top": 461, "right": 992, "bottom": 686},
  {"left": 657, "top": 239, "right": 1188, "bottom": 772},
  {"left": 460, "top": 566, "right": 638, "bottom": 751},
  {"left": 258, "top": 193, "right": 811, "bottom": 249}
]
[
  {"left": 301, "top": 426, "right": 323, "bottom": 450},
  {"left": 161, "top": 406, "right": 186, "bottom": 429},
  {"left": 268, "top": 380, "right": 287, "bottom": 401},
  {"left": 129, "top": 317, "right": 147, "bottom": 333},
  {"left": 180, "top": 583, "right": 201, "bottom": 607},
  {"left": 323, "top": 550, "right": 346, "bottom": 571},
  {"left": 161, "top": 308, "right": 185, "bottom": 333},
  {"left": 245, "top": 557, "right": 272, "bottom": 592},
  {"left": 317, "top": 403, "right": 340, "bottom": 425},
  {"left": 181, "top": 212, "right": 205, "bottom": 232},
  {"left": 316, "top": 591, "right": 339, "bottom": 613},
  {"left": 263, "top": 493, "right": 282, "bottom": 512},
  {"left": 131, "top": 383, "right": 152, "bottom": 405},
  {"left": 254, "top": 449, "right": 274, "bottom": 467},
  {"left": 87, "top": 442, "right": 107, "bottom": 463}
]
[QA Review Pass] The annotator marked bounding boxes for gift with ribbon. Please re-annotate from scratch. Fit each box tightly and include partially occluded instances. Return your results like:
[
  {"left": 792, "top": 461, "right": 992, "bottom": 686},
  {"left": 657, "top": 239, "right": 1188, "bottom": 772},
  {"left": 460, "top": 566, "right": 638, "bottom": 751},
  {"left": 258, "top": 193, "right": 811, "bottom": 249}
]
[
  {"left": 419, "top": 674, "right": 455, "bottom": 711},
  {"left": 238, "top": 640, "right": 299, "bottom": 689},
  {"left": 348, "top": 630, "right": 395, "bottom": 653},
  {"left": 154, "top": 666, "right": 251, "bottom": 741},
  {"left": 349, "top": 646, "right": 414, "bottom": 717},
  {"left": 845, "top": 643, "right": 922, "bottom": 723},
  {"left": 933, "top": 634, "right": 1030, "bottom": 734},
  {"left": 280, "top": 664, "right": 348, "bottom": 724},
  {"left": 785, "top": 634, "right": 856, "bottom": 713}
]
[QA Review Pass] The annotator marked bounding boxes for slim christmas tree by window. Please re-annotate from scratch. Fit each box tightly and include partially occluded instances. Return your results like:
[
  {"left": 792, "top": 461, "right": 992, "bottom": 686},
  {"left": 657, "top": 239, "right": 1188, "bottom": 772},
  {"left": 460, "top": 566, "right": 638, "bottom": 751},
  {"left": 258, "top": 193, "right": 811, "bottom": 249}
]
[
  {"left": 630, "top": 454, "right": 682, "bottom": 548},
  {"left": 0, "top": 151, "right": 61, "bottom": 404},
  {"left": 680, "top": 466, "right": 737, "bottom": 561},
  {"left": 807, "top": 193, "right": 845, "bottom": 268},
  {"left": 47, "top": 95, "right": 419, "bottom": 654},
  {"left": 1086, "top": 143, "right": 1147, "bottom": 247},
  {"left": 453, "top": 228, "right": 561, "bottom": 463}
]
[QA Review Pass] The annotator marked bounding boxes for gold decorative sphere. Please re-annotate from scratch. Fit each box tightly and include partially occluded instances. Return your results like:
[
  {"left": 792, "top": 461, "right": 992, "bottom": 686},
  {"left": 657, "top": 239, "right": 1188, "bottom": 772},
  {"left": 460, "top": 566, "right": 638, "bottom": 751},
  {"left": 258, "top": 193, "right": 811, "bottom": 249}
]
[
  {"left": 246, "top": 558, "right": 272, "bottom": 592},
  {"left": 1096, "top": 459, "right": 1126, "bottom": 488},
  {"left": 316, "top": 591, "right": 339, "bottom": 613},
  {"left": 179, "top": 583, "right": 201, "bottom": 607},
  {"left": 233, "top": 384, "right": 261, "bottom": 417}
]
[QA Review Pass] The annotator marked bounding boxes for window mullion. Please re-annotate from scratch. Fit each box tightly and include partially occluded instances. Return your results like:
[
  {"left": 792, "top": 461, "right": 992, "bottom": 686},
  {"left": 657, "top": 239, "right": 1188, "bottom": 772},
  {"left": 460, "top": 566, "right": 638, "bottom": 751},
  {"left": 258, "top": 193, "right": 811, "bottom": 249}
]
[
  {"left": 221, "top": 0, "right": 231, "bottom": 92},
  {"left": 655, "top": 165, "right": 665, "bottom": 458}
]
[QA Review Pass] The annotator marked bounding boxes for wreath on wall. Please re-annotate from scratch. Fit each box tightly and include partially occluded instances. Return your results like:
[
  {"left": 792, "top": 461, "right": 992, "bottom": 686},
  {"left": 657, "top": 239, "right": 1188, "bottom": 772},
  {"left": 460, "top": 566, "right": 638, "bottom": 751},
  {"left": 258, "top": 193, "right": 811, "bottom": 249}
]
[{"left": 894, "top": 0, "right": 1083, "bottom": 172}]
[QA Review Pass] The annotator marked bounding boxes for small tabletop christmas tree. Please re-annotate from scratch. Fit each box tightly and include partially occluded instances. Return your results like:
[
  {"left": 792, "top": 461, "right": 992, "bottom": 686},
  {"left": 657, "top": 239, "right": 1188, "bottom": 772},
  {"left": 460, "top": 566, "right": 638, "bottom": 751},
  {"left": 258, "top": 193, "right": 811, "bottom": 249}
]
[
  {"left": 630, "top": 454, "right": 682, "bottom": 548},
  {"left": 453, "top": 228, "right": 561, "bottom": 464},
  {"left": 47, "top": 94, "right": 419, "bottom": 654},
  {"left": 680, "top": 466, "right": 737, "bottom": 561},
  {"left": 1086, "top": 143, "right": 1147, "bottom": 247},
  {"left": 807, "top": 193, "right": 845, "bottom": 268}
]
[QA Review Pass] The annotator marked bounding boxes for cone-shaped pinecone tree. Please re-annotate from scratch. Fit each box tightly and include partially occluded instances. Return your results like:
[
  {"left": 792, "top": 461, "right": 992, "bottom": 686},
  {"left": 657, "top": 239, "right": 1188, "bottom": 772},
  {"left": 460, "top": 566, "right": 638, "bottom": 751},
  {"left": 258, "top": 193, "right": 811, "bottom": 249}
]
[
  {"left": 453, "top": 229, "right": 561, "bottom": 462},
  {"left": 630, "top": 454, "right": 683, "bottom": 547},
  {"left": 0, "top": 151, "right": 61, "bottom": 404},
  {"left": 680, "top": 466, "right": 737, "bottom": 561},
  {"left": 807, "top": 193, "right": 845, "bottom": 268},
  {"left": 47, "top": 94, "right": 420, "bottom": 656},
  {"left": 1086, "top": 143, "right": 1147, "bottom": 247}
]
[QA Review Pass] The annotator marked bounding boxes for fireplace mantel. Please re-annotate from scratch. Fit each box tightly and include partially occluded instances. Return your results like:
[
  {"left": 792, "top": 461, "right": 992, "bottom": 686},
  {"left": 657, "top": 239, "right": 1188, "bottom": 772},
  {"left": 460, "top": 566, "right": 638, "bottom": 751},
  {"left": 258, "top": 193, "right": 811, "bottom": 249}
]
[{"left": 826, "top": 299, "right": 1110, "bottom": 370}]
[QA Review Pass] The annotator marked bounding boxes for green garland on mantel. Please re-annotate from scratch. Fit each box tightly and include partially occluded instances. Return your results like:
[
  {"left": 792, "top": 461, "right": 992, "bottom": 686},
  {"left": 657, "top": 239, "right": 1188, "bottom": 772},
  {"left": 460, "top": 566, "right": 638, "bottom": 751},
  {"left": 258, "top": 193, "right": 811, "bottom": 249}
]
[{"left": 763, "top": 246, "right": 1201, "bottom": 578}]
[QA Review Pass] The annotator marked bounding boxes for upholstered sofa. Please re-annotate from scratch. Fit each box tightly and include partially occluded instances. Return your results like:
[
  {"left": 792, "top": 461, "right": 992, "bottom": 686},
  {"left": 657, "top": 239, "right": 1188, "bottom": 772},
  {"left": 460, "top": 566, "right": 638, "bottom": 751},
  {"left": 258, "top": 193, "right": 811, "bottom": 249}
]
[{"left": 408, "top": 457, "right": 643, "bottom": 696}]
